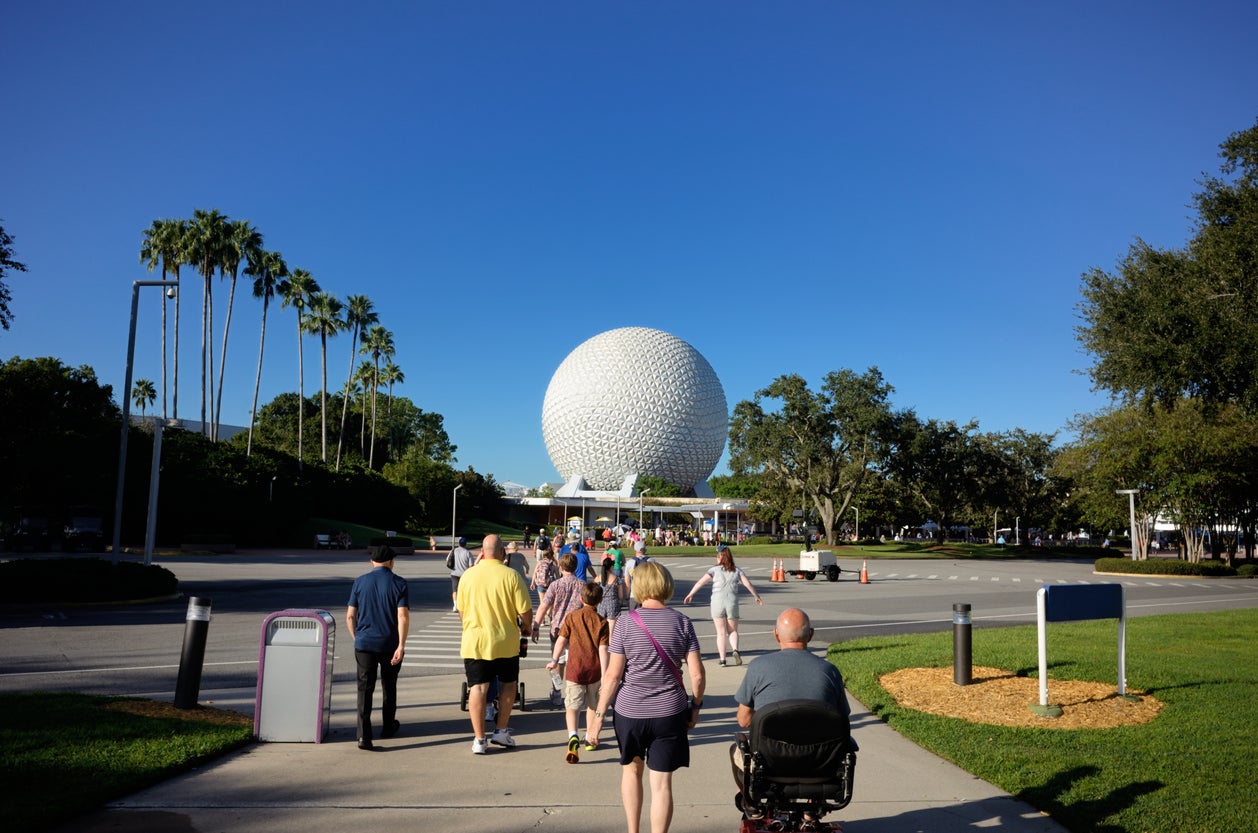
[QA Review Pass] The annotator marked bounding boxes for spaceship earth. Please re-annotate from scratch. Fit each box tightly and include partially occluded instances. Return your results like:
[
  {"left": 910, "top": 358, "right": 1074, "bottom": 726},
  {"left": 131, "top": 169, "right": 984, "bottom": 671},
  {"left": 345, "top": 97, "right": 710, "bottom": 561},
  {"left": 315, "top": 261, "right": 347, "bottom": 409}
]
[{"left": 542, "top": 327, "right": 728, "bottom": 492}]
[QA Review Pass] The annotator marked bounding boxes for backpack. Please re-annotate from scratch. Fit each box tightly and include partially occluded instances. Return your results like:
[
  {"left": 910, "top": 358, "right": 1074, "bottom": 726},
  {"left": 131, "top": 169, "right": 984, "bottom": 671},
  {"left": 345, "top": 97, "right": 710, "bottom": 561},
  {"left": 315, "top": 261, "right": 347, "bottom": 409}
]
[
  {"left": 533, "top": 558, "right": 558, "bottom": 586},
  {"left": 445, "top": 549, "right": 456, "bottom": 570}
]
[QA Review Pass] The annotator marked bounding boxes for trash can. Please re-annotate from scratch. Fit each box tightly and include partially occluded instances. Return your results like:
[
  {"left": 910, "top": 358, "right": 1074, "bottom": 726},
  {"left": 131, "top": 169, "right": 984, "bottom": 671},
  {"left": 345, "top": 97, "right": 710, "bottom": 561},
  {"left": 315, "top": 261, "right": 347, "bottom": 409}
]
[{"left": 254, "top": 609, "right": 336, "bottom": 742}]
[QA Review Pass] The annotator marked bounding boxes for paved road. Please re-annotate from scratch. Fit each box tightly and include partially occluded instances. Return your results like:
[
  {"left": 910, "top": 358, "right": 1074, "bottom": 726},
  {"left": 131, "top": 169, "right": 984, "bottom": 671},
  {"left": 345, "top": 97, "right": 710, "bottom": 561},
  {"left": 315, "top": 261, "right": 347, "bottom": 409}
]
[
  {"left": 8, "top": 549, "right": 1255, "bottom": 833},
  {"left": 2, "top": 550, "right": 1255, "bottom": 700}
]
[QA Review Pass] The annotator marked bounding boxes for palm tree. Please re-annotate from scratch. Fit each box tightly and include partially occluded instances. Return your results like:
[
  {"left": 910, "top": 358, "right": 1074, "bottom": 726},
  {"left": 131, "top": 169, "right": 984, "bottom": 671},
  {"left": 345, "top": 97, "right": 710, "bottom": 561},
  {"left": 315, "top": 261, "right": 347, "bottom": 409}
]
[
  {"left": 360, "top": 325, "right": 394, "bottom": 468},
  {"left": 245, "top": 249, "right": 287, "bottom": 455},
  {"left": 214, "top": 219, "right": 263, "bottom": 440},
  {"left": 185, "top": 209, "right": 230, "bottom": 436},
  {"left": 335, "top": 294, "right": 378, "bottom": 471},
  {"left": 355, "top": 360, "right": 375, "bottom": 456},
  {"left": 380, "top": 359, "right": 404, "bottom": 460},
  {"left": 303, "top": 291, "right": 345, "bottom": 463},
  {"left": 139, "top": 218, "right": 187, "bottom": 421},
  {"left": 281, "top": 268, "right": 320, "bottom": 467},
  {"left": 131, "top": 378, "right": 156, "bottom": 421}
]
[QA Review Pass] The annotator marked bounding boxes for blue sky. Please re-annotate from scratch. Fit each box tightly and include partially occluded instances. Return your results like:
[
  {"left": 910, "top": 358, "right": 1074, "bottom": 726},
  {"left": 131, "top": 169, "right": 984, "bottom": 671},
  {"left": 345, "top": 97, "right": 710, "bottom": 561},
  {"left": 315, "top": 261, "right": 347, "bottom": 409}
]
[{"left": 4, "top": 1, "right": 1256, "bottom": 488}]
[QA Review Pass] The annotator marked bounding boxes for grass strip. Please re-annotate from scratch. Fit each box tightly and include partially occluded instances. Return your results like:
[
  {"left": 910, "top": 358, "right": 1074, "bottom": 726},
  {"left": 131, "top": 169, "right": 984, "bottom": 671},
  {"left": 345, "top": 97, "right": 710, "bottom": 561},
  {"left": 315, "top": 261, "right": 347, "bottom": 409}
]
[
  {"left": 830, "top": 608, "right": 1258, "bottom": 833},
  {"left": 0, "top": 693, "right": 252, "bottom": 833}
]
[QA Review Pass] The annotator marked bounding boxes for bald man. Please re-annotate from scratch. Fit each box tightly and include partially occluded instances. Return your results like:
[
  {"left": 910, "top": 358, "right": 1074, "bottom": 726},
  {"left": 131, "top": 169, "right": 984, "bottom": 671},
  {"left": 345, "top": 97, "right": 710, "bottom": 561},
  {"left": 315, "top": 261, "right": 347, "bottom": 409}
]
[{"left": 734, "top": 607, "right": 850, "bottom": 728}]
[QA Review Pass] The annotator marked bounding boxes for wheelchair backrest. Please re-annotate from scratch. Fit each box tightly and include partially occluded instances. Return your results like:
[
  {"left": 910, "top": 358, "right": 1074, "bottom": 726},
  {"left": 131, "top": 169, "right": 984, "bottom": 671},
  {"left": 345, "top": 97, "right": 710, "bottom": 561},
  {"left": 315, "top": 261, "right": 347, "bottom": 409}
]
[{"left": 749, "top": 698, "right": 851, "bottom": 778}]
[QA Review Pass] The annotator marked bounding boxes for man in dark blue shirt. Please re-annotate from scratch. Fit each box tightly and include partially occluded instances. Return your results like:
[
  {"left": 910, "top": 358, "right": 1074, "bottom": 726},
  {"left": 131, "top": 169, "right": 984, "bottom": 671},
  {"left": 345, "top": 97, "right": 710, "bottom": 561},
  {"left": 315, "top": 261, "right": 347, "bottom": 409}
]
[{"left": 347, "top": 546, "right": 410, "bottom": 749}]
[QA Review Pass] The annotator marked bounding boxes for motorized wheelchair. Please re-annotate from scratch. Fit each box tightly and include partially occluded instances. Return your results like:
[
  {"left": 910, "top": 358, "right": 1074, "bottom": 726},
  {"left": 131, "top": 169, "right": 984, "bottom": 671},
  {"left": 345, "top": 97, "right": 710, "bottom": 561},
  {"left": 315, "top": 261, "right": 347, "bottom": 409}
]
[{"left": 731, "top": 699, "right": 857, "bottom": 832}]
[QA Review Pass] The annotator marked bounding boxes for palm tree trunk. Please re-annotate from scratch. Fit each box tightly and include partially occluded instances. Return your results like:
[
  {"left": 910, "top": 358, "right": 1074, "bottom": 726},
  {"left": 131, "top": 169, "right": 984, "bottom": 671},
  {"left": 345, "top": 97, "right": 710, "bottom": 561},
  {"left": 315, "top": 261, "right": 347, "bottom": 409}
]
[
  {"left": 214, "top": 272, "right": 239, "bottom": 442},
  {"left": 334, "top": 325, "right": 358, "bottom": 472},
  {"left": 172, "top": 266, "right": 181, "bottom": 422},
  {"left": 369, "top": 358, "right": 380, "bottom": 468},
  {"left": 200, "top": 272, "right": 209, "bottom": 436},
  {"left": 319, "top": 330, "right": 329, "bottom": 463},
  {"left": 386, "top": 381, "right": 395, "bottom": 461},
  {"left": 297, "top": 317, "right": 305, "bottom": 470},
  {"left": 160, "top": 267, "right": 168, "bottom": 420},
  {"left": 247, "top": 299, "right": 269, "bottom": 456}
]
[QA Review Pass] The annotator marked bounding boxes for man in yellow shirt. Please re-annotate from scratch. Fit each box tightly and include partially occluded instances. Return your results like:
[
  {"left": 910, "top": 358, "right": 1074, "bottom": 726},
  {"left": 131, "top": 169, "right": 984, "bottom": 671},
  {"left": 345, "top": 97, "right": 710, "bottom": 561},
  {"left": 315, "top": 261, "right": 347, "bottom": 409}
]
[{"left": 457, "top": 533, "right": 533, "bottom": 753}]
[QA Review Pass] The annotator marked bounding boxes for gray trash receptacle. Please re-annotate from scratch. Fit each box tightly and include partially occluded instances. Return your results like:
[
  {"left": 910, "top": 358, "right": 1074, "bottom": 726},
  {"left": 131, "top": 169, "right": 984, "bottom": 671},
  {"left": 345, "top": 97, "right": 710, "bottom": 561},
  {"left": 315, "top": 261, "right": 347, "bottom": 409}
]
[{"left": 254, "top": 609, "right": 335, "bottom": 742}]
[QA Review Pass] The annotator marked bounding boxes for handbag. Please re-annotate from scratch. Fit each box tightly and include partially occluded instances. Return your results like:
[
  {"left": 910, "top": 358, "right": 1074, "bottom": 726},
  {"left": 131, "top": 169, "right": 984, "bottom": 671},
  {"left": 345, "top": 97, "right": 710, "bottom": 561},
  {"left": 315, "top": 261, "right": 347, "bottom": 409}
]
[
  {"left": 628, "top": 609, "right": 686, "bottom": 692},
  {"left": 445, "top": 549, "right": 456, "bottom": 570}
]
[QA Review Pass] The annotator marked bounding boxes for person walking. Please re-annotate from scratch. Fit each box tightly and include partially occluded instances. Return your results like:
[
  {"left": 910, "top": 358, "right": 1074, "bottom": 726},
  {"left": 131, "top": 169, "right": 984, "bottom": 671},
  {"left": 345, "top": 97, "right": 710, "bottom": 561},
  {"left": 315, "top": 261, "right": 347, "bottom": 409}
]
[
  {"left": 547, "top": 581, "right": 610, "bottom": 763},
  {"left": 449, "top": 536, "right": 475, "bottom": 612},
  {"left": 533, "top": 552, "right": 588, "bottom": 707},
  {"left": 531, "top": 545, "right": 559, "bottom": 612},
  {"left": 505, "top": 540, "right": 531, "bottom": 581},
  {"left": 682, "top": 543, "right": 763, "bottom": 666},
  {"left": 589, "top": 560, "right": 705, "bottom": 833},
  {"left": 598, "top": 555, "right": 626, "bottom": 632},
  {"left": 346, "top": 545, "right": 410, "bottom": 750},
  {"left": 456, "top": 534, "right": 533, "bottom": 754}
]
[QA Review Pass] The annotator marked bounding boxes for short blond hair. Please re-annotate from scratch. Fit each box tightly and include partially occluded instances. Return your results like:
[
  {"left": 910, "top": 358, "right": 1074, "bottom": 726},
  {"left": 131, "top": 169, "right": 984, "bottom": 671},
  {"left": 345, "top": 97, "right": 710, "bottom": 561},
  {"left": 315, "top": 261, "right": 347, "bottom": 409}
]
[{"left": 631, "top": 559, "right": 674, "bottom": 604}]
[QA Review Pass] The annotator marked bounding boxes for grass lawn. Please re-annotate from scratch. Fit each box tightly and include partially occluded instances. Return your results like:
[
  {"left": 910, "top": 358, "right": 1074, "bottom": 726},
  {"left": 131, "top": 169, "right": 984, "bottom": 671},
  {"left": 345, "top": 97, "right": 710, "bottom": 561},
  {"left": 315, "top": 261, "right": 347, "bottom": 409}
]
[
  {"left": 831, "top": 608, "right": 1258, "bottom": 833},
  {"left": 0, "top": 693, "right": 252, "bottom": 833}
]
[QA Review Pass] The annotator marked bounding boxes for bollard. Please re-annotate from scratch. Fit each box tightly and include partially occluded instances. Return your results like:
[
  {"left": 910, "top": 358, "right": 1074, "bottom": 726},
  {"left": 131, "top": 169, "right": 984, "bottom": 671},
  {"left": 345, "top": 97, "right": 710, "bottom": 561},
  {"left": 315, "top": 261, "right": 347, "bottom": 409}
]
[
  {"left": 174, "top": 596, "right": 212, "bottom": 709},
  {"left": 953, "top": 603, "right": 972, "bottom": 686}
]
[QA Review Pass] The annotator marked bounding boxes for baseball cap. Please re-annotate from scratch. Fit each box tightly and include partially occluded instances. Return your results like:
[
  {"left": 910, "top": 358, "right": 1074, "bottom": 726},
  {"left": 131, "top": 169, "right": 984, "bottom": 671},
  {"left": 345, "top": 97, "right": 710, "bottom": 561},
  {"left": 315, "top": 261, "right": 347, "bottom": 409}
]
[
  {"left": 634, "top": 540, "right": 646, "bottom": 552},
  {"left": 458, "top": 536, "right": 467, "bottom": 546}
]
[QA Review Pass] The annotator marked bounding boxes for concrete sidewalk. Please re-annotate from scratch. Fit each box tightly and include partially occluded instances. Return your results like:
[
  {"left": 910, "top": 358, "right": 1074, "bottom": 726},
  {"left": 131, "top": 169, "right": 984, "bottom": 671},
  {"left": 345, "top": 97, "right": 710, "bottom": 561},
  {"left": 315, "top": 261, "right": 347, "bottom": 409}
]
[{"left": 56, "top": 658, "right": 1069, "bottom": 833}]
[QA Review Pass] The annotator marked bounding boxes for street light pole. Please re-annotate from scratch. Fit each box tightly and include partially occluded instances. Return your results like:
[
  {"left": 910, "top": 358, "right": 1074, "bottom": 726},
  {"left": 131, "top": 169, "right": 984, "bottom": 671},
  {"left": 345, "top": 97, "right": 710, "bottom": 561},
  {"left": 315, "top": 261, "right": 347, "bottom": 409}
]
[
  {"left": 113, "top": 279, "right": 179, "bottom": 561},
  {"left": 1116, "top": 489, "right": 1139, "bottom": 561},
  {"left": 639, "top": 488, "right": 652, "bottom": 531},
  {"left": 452, "top": 483, "right": 464, "bottom": 544},
  {"left": 854, "top": 506, "right": 859, "bottom": 542}
]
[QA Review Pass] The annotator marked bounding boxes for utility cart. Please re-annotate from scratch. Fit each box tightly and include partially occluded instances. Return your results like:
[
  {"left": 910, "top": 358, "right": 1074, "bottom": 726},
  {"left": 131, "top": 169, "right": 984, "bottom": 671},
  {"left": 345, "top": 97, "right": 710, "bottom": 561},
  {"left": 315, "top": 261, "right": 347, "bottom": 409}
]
[{"left": 797, "top": 549, "right": 841, "bottom": 582}]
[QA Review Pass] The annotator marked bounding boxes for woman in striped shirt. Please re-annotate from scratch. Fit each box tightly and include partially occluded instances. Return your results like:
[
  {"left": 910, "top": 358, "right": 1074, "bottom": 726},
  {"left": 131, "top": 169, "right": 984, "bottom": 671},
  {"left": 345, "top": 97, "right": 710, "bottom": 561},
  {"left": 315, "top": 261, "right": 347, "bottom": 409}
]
[{"left": 589, "top": 560, "right": 705, "bottom": 833}]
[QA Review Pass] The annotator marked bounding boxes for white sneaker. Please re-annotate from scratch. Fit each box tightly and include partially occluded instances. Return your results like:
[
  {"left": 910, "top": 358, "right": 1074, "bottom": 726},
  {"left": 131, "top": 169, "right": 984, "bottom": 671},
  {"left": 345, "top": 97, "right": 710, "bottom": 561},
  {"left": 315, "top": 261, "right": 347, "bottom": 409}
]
[
  {"left": 471, "top": 736, "right": 490, "bottom": 754},
  {"left": 490, "top": 727, "right": 516, "bottom": 748}
]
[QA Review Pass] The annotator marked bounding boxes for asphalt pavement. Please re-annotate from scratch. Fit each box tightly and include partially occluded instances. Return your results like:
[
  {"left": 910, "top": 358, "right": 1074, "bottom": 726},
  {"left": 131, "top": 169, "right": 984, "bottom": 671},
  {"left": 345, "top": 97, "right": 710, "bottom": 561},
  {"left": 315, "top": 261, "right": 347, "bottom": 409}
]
[{"left": 53, "top": 649, "right": 1071, "bottom": 833}]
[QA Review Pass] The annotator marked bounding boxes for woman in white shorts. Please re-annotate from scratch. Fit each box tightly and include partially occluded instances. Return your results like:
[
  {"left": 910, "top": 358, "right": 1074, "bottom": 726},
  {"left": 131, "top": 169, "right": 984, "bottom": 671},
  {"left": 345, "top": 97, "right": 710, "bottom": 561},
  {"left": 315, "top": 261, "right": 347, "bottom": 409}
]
[{"left": 683, "top": 544, "right": 763, "bottom": 666}]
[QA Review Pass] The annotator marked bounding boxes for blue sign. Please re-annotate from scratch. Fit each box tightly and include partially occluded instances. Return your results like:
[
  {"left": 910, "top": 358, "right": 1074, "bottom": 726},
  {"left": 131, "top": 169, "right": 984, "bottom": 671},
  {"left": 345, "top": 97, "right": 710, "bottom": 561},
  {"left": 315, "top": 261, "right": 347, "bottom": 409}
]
[{"left": 1041, "top": 583, "right": 1124, "bottom": 622}]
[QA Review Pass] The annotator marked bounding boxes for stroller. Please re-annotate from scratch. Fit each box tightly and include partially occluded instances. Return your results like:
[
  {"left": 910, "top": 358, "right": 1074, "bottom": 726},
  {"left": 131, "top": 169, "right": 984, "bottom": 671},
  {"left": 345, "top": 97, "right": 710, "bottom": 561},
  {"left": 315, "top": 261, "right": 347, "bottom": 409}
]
[{"left": 732, "top": 699, "right": 857, "bottom": 832}]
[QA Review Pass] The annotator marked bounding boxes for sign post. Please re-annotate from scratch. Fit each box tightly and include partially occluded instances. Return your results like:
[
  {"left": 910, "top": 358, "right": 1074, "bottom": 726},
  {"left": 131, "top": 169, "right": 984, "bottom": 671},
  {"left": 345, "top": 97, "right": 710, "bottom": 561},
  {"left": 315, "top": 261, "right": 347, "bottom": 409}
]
[{"left": 1032, "top": 583, "right": 1132, "bottom": 718}]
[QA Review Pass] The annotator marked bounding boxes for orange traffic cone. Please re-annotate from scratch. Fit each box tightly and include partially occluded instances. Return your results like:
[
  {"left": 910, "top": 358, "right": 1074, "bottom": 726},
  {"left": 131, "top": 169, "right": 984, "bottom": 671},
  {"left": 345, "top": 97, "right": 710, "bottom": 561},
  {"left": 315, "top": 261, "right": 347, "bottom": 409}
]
[
  {"left": 859, "top": 559, "right": 870, "bottom": 584},
  {"left": 773, "top": 559, "right": 785, "bottom": 582}
]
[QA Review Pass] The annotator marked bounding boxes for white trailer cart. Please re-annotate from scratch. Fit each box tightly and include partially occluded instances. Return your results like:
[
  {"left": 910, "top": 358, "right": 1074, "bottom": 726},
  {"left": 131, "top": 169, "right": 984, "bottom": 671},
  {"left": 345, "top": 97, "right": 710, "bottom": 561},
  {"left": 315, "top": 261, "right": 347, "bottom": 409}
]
[{"left": 797, "top": 549, "right": 841, "bottom": 582}]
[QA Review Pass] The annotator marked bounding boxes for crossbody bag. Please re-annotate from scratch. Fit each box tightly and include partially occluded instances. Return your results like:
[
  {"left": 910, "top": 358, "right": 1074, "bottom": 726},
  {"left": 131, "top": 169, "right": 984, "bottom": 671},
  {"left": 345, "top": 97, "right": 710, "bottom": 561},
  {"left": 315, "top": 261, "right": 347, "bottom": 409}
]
[{"left": 628, "top": 609, "right": 686, "bottom": 692}]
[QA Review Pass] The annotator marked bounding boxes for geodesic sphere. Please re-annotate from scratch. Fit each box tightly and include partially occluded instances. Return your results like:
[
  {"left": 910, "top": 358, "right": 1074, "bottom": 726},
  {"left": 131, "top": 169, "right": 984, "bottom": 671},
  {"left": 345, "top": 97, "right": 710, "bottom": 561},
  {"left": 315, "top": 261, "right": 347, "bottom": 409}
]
[{"left": 542, "top": 327, "right": 728, "bottom": 492}]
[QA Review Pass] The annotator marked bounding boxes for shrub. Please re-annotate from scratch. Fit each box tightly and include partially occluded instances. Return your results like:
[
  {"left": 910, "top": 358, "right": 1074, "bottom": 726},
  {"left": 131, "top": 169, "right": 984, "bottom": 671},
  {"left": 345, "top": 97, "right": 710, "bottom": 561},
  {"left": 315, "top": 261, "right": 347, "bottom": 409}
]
[
  {"left": 1236, "top": 563, "right": 1257, "bottom": 578},
  {"left": 0, "top": 558, "right": 178, "bottom": 603},
  {"left": 1095, "top": 556, "right": 1237, "bottom": 577}
]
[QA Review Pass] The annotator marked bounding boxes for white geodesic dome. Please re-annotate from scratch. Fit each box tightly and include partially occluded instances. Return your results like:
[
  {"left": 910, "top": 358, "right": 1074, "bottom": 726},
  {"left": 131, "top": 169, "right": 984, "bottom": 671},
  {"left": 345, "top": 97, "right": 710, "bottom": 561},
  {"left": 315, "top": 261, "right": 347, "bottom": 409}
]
[{"left": 541, "top": 327, "right": 728, "bottom": 492}]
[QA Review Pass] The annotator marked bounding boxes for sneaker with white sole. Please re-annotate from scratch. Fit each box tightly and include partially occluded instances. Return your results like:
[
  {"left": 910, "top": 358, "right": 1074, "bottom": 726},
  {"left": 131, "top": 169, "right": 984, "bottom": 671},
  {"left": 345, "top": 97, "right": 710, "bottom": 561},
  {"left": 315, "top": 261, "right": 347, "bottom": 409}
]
[
  {"left": 490, "top": 727, "right": 516, "bottom": 748},
  {"left": 471, "top": 737, "right": 490, "bottom": 754}
]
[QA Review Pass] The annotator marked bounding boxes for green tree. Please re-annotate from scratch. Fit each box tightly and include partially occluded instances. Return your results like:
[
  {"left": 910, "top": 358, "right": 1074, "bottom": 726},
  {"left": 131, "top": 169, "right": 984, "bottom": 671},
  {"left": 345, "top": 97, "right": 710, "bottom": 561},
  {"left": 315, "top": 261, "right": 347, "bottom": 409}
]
[
  {"left": 729, "top": 368, "right": 895, "bottom": 545},
  {"left": 185, "top": 209, "right": 229, "bottom": 436},
  {"left": 887, "top": 415, "right": 981, "bottom": 541},
  {"left": 303, "top": 291, "right": 345, "bottom": 463},
  {"left": 360, "top": 325, "right": 394, "bottom": 469},
  {"left": 335, "top": 294, "right": 377, "bottom": 471},
  {"left": 214, "top": 219, "right": 263, "bottom": 440},
  {"left": 0, "top": 220, "right": 26, "bottom": 331},
  {"left": 245, "top": 249, "right": 287, "bottom": 456},
  {"left": 355, "top": 360, "right": 375, "bottom": 456},
  {"left": 131, "top": 378, "right": 156, "bottom": 421},
  {"left": 281, "top": 268, "right": 320, "bottom": 467},
  {"left": 1078, "top": 118, "right": 1258, "bottom": 410},
  {"left": 709, "top": 473, "right": 760, "bottom": 499},
  {"left": 0, "top": 357, "right": 118, "bottom": 518},
  {"left": 139, "top": 219, "right": 187, "bottom": 418}
]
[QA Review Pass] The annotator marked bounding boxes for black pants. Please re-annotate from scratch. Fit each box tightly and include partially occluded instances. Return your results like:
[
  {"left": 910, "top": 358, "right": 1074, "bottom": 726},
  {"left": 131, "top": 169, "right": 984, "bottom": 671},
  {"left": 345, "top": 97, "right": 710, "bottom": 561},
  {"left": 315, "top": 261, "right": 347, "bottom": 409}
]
[{"left": 355, "top": 647, "right": 401, "bottom": 741}]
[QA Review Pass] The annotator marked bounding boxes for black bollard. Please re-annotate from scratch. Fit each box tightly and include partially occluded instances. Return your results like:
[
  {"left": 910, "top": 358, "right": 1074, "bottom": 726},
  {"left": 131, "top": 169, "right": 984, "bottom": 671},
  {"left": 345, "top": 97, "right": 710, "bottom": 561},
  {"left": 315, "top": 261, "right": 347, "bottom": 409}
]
[
  {"left": 174, "top": 596, "right": 212, "bottom": 709},
  {"left": 953, "top": 603, "right": 972, "bottom": 686}
]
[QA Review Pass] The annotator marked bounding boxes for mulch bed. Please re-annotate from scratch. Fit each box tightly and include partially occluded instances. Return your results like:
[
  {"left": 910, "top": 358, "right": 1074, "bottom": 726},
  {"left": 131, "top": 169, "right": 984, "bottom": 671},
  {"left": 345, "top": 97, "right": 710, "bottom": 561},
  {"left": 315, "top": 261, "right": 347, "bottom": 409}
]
[{"left": 880, "top": 665, "right": 1164, "bottom": 729}]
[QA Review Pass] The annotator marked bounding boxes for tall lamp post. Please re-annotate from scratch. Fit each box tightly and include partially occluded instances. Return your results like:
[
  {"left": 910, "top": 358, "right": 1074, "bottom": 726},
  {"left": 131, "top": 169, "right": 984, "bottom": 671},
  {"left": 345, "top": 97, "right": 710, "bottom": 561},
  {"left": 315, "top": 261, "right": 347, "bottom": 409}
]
[
  {"left": 112, "top": 279, "right": 179, "bottom": 561},
  {"left": 1116, "top": 489, "right": 1139, "bottom": 561},
  {"left": 853, "top": 505, "right": 859, "bottom": 542},
  {"left": 452, "top": 483, "right": 464, "bottom": 545},
  {"left": 639, "top": 488, "right": 652, "bottom": 531}
]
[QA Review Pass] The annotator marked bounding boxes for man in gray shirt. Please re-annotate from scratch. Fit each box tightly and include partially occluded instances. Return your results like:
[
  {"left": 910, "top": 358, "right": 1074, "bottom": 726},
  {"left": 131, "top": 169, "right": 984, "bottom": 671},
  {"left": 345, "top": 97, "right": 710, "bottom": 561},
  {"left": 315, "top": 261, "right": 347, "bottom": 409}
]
[
  {"left": 734, "top": 607, "right": 849, "bottom": 728},
  {"left": 449, "top": 536, "right": 474, "bottom": 612}
]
